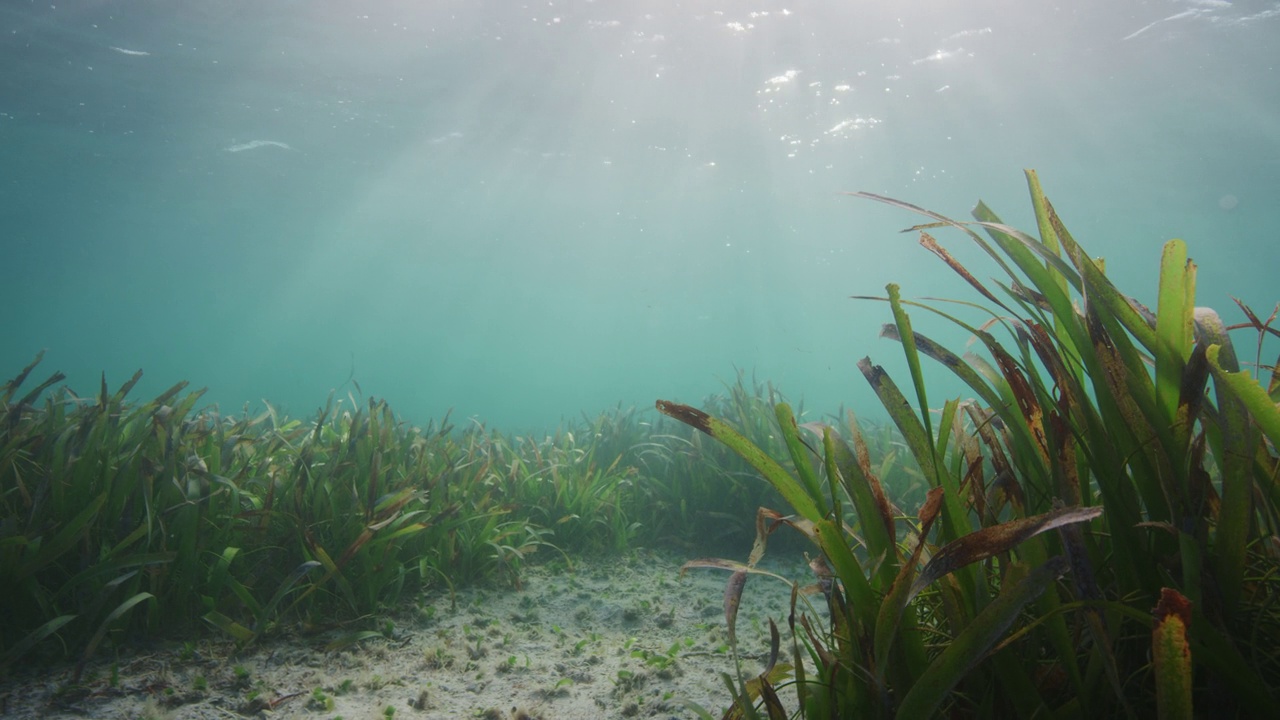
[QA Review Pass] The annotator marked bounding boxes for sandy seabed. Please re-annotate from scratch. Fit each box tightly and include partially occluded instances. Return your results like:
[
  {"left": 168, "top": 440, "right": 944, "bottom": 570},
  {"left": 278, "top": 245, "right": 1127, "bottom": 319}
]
[{"left": 1, "top": 550, "right": 820, "bottom": 719}]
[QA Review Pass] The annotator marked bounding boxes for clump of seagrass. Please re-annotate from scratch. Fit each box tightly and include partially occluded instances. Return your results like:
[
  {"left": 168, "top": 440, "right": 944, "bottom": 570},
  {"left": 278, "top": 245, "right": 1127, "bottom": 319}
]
[{"left": 661, "top": 169, "right": 1280, "bottom": 719}]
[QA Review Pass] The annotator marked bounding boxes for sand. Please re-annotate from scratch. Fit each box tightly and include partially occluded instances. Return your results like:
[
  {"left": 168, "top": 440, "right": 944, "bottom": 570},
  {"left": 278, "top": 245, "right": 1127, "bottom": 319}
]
[{"left": 1, "top": 550, "right": 821, "bottom": 719}]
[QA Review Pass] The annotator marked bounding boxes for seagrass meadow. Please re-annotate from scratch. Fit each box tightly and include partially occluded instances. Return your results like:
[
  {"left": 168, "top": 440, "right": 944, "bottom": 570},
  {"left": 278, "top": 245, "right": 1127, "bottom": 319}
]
[
  {"left": 5, "top": 4, "right": 1280, "bottom": 718},
  {"left": 2, "top": 173, "right": 1278, "bottom": 719},
  {"left": 0, "top": 361, "right": 798, "bottom": 667}
]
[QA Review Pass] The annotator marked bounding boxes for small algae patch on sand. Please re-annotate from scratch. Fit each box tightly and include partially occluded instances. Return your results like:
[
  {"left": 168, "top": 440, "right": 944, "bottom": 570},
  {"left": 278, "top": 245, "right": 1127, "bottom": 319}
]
[{"left": 0, "top": 551, "right": 814, "bottom": 719}]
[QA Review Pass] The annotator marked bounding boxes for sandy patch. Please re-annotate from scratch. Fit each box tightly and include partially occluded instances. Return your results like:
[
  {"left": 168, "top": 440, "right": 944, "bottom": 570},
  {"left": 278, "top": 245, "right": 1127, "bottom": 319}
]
[{"left": 1, "top": 550, "right": 821, "bottom": 719}]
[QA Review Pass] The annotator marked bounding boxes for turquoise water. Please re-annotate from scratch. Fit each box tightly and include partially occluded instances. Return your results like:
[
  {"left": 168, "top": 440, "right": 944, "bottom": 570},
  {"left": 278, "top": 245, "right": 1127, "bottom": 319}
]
[{"left": 2, "top": 1, "right": 1277, "bottom": 432}]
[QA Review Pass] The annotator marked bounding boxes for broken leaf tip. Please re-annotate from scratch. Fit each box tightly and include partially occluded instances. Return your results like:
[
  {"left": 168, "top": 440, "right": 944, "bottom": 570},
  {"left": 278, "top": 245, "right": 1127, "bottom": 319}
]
[
  {"left": 1154, "top": 587, "right": 1192, "bottom": 628},
  {"left": 655, "top": 400, "right": 712, "bottom": 434}
]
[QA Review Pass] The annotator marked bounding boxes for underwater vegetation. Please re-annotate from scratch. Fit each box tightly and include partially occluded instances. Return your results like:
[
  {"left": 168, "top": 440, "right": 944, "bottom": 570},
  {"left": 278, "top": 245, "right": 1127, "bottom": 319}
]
[
  {"left": 0, "top": 358, "right": 872, "bottom": 678},
  {"left": 662, "top": 170, "right": 1280, "bottom": 718},
  {"left": 3, "top": 170, "right": 1276, "bottom": 719}
]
